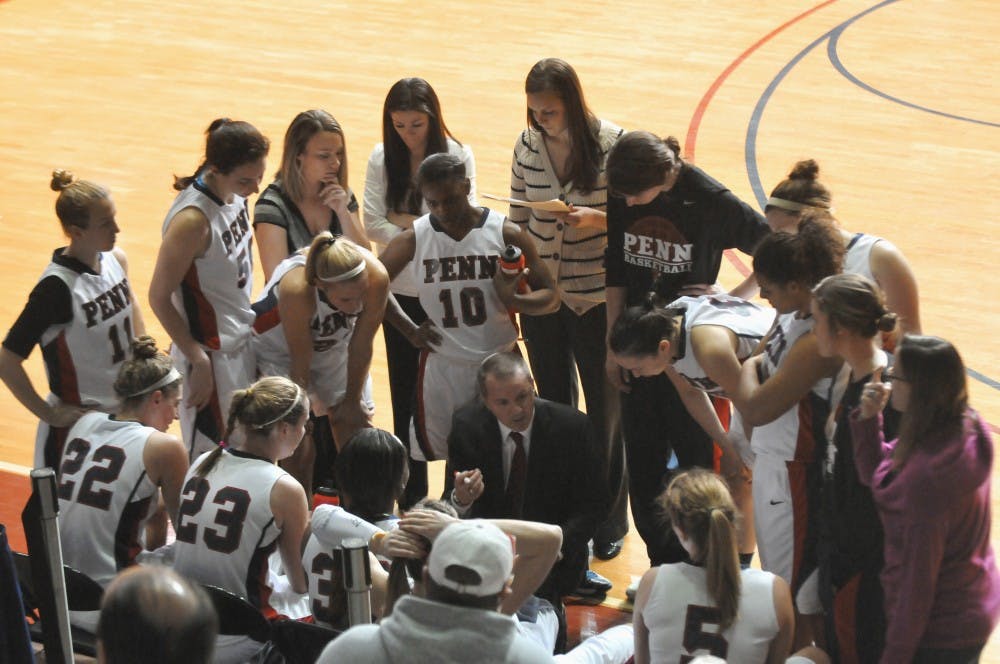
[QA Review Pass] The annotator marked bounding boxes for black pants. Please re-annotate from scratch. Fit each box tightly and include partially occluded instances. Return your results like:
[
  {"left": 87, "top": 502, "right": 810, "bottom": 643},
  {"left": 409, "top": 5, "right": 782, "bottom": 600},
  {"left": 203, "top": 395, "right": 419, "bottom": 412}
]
[
  {"left": 384, "top": 293, "right": 429, "bottom": 509},
  {"left": 521, "top": 302, "right": 628, "bottom": 543},
  {"left": 621, "top": 372, "right": 714, "bottom": 565}
]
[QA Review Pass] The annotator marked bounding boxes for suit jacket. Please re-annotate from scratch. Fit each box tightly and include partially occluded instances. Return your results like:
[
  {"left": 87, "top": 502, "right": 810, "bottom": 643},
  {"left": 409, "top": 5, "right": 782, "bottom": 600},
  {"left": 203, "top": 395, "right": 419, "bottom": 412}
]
[{"left": 446, "top": 398, "right": 609, "bottom": 596}]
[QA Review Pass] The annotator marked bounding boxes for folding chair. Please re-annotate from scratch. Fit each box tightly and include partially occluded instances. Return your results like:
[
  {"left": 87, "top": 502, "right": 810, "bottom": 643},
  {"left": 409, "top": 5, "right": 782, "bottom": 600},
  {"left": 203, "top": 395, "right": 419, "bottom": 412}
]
[
  {"left": 271, "top": 619, "right": 342, "bottom": 664},
  {"left": 13, "top": 551, "right": 103, "bottom": 657}
]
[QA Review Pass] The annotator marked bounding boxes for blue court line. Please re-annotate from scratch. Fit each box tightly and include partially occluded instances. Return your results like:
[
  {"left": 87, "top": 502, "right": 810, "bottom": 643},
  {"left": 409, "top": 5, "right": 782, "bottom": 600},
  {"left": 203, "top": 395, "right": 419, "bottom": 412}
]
[
  {"left": 827, "top": 21, "right": 1000, "bottom": 128},
  {"left": 744, "top": 0, "right": 1000, "bottom": 393}
]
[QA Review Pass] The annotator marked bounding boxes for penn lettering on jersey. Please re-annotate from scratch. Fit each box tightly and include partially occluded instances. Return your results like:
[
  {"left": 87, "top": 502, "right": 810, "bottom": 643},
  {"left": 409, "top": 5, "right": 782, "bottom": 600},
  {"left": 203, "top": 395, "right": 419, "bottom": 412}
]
[
  {"left": 422, "top": 254, "right": 499, "bottom": 283},
  {"left": 81, "top": 278, "right": 132, "bottom": 328},
  {"left": 623, "top": 232, "right": 693, "bottom": 273},
  {"left": 311, "top": 310, "right": 356, "bottom": 351},
  {"left": 220, "top": 208, "right": 251, "bottom": 256}
]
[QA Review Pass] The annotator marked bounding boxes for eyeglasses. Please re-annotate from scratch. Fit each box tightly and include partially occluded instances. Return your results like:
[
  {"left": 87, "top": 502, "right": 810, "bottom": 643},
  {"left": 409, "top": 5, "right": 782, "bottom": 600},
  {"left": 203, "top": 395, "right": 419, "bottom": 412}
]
[{"left": 884, "top": 368, "right": 909, "bottom": 383}]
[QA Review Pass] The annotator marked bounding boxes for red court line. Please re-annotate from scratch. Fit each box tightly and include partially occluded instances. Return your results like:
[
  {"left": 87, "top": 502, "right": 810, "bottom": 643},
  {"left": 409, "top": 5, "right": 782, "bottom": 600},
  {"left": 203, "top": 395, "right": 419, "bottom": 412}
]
[{"left": 683, "top": 0, "right": 839, "bottom": 278}]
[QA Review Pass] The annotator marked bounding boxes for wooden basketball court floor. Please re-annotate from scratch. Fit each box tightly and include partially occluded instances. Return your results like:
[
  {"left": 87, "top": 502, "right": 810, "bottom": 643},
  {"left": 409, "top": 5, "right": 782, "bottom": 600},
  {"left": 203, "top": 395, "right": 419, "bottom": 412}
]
[{"left": 1, "top": 0, "right": 998, "bottom": 658}]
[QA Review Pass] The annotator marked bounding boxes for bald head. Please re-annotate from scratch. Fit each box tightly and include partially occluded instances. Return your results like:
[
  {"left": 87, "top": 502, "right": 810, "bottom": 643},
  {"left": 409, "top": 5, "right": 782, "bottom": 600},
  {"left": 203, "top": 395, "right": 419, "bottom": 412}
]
[{"left": 97, "top": 566, "right": 217, "bottom": 664}]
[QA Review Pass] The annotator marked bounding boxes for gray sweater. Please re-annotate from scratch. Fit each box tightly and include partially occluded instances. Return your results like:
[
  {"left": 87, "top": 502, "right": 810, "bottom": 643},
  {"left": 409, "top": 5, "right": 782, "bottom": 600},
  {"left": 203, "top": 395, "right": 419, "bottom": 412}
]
[{"left": 317, "top": 594, "right": 551, "bottom": 663}]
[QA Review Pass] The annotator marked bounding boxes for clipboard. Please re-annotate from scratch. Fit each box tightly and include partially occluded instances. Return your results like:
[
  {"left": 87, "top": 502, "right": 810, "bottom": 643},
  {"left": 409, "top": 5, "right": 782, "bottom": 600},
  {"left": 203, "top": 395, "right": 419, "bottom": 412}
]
[{"left": 482, "top": 193, "right": 570, "bottom": 213}]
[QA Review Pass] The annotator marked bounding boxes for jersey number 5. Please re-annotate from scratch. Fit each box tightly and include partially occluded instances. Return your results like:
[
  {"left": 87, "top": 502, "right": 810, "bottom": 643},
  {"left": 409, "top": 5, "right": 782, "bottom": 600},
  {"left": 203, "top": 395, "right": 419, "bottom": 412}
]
[
  {"left": 175, "top": 476, "right": 251, "bottom": 554},
  {"left": 679, "top": 604, "right": 729, "bottom": 663}
]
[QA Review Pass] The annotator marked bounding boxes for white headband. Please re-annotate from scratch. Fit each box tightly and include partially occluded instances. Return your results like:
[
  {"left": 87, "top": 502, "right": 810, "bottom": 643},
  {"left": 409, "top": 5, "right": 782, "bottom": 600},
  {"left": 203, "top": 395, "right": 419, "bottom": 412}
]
[
  {"left": 126, "top": 367, "right": 182, "bottom": 398},
  {"left": 766, "top": 196, "right": 833, "bottom": 213},
  {"left": 255, "top": 384, "right": 303, "bottom": 428},
  {"left": 765, "top": 196, "right": 807, "bottom": 212},
  {"left": 318, "top": 260, "right": 366, "bottom": 284}
]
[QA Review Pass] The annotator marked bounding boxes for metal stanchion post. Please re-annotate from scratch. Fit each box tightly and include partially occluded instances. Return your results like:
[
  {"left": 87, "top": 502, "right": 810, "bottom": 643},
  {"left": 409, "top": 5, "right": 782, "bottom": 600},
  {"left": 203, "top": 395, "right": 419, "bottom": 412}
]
[{"left": 341, "top": 537, "right": 373, "bottom": 626}]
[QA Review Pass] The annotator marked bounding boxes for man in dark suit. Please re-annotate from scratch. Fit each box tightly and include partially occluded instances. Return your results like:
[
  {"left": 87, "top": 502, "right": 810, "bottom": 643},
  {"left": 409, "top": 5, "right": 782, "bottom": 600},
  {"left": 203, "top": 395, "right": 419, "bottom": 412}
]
[{"left": 445, "top": 352, "right": 610, "bottom": 602}]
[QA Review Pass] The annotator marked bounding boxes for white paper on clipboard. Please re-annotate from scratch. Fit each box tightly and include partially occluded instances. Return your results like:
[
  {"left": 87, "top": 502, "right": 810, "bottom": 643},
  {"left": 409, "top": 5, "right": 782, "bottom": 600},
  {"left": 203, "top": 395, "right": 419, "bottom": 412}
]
[{"left": 482, "top": 193, "right": 570, "bottom": 213}]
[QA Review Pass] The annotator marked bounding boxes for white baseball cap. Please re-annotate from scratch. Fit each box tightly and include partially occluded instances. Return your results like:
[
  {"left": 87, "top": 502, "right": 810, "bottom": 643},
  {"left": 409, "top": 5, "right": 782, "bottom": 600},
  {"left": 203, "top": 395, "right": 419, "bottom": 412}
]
[{"left": 427, "top": 520, "right": 514, "bottom": 597}]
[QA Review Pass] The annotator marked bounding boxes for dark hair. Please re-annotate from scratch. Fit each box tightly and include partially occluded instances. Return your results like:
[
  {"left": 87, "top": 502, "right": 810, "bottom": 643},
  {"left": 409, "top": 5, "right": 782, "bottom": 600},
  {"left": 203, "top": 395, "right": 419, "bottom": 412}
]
[
  {"left": 609, "top": 301, "right": 684, "bottom": 358},
  {"left": 476, "top": 352, "right": 532, "bottom": 399},
  {"left": 416, "top": 152, "right": 466, "bottom": 189},
  {"left": 384, "top": 498, "right": 457, "bottom": 617},
  {"left": 50, "top": 169, "right": 109, "bottom": 230},
  {"left": 276, "top": 109, "right": 348, "bottom": 203},
  {"left": 98, "top": 566, "right": 217, "bottom": 664},
  {"left": 893, "top": 335, "right": 969, "bottom": 466},
  {"left": 382, "top": 78, "right": 457, "bottom": 213},
  {"left": 195, "top": 376, "right": 306, "bottom": 477},
  {"left": 752, "top": 210, "right": 844, "bottom": 287},
  {"left": 659, "top": 469, "right": 741, "bottom": 629},
  {"left": 335, "top": 428, "right": 408, "bottom": 523},
  {"left": 113, "top": 336, "right": 181, "bottom": 409},
  {"left": 768, "top": 159, "right": 833, "bottom": 211},
  {"left": 525, "top": 58, "right": 601, "bottom": 193},
  {"left": 812, "top": 274, "right": 897, "bottom": 339},
  {"left": 174, "top": 118, "right": 270, "bottom": 191},
  {"left": 606, "top": 131, "right": 682, "bottom": 196}
]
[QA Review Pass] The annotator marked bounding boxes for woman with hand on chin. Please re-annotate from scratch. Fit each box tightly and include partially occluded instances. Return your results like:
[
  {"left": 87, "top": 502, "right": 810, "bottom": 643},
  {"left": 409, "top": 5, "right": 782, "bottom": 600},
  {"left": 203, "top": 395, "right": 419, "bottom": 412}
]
[
  {"left": 149, "top": 118, "right": 269, "bottom": 460},
  {"left": 852, "top": 336, "right": 1000, "bottom": 663},
  {"left": 363, "top": 78, "right": 475, "bottom": 506},
  {"left": 255, "top": 109, "right": 369, "bottom": 282},
  {"left": 510, "top": 58, "right": 628, "bottom": 559}
]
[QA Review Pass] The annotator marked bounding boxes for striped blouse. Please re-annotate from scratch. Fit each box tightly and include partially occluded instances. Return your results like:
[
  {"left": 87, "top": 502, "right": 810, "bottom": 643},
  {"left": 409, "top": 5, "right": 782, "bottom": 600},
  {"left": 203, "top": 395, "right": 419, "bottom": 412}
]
[{"left": 509, "top": 119, "right": 623, "bottom": 313}]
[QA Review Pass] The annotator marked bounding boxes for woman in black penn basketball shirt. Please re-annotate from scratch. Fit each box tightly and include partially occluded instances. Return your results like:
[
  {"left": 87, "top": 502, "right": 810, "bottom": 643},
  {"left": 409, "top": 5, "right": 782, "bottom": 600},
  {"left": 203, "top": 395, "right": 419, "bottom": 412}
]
[{"left": 605, "top": 131, "right": 768, "bottom": 565}]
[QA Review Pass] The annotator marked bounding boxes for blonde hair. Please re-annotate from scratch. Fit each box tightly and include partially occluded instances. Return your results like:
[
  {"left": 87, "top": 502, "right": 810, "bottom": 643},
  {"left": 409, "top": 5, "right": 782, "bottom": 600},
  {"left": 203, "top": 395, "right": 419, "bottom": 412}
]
[
  {"left": 113, "top": 336, "right": 181, "bottom": 409},
  {"left": 195, "top": 376, "right": 307, "bottom": 477},
  {"left": 51, "top": 169, "right": 109, "bottom": 230},
  {"left": 304, "top": 232, "right": 366, "bottom": 285},
  {"left": 659, "top": 470, "right": 742, "bottom": 629}
]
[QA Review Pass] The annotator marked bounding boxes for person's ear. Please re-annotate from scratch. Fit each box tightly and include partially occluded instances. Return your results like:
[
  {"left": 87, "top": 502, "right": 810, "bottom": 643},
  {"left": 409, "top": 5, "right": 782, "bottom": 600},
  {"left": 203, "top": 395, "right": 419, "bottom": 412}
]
[{"left": 463, "top": 178, "right": 471, "bottom": 197}]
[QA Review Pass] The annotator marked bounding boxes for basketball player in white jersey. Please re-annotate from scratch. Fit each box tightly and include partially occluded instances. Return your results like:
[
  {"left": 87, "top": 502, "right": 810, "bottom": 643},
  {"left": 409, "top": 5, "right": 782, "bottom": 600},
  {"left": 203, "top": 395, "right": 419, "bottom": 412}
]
[
  {"left": 1, "top": 170, "right": 145, "bottom": 470},
  {"left": 765, "top": 159, "right": 920, "bottom": 344},
  {"left": 57, "top": 336, "right": 187, "bottom": 631},
  {"left": 378, "top": 152, "right": 558, "bottom": 462},
  {"left": 734, "top": 215, "right": 844, "bottom": 647},
  {"left": 253, "top": 231, "right": 395, "bottom": 491},
  {"left": 149, "top": 119, "right": 269, "bottom": 461},
  {"left": 172, "top": 376, "right": 309, "bottom": 663},
  {"left": 608, "top": 293, "right": 775, "bottom": 559},
  {"left": 633, "top": 469, "right": 794, "bottom": 663}
]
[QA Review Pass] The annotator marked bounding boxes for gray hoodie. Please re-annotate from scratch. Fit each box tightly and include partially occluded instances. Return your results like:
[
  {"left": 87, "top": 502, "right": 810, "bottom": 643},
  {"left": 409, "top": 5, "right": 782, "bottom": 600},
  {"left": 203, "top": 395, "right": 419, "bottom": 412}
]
[{"left": 317, "top": 594, "right": 552, "bottom": 663}]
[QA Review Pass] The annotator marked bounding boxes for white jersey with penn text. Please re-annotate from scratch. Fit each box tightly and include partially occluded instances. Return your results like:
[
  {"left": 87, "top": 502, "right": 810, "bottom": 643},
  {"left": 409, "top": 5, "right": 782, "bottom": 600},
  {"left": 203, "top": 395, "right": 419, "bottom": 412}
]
[
  {"left": 56, "top": 412, "right": 157, "bottom": 587},
  {"left": 38, "top": 251, "right": 134, "bottom": 411},
  {"left": 843, "top": 232, "right": 881, "bottom": 282},
  {"left": 667, "top": 294, "right": 775, "bottom": 396},
  {"left": 643, "top": 563, "right": 779, "bottom": 663},
  {"left": 162, "top": 180, "right": 254, "bottom": 353},
  {"left": 750, "top": 313, "right": 832, "bottom": 461},
  {"left": 411, "top": 208, "right": 517, "bottom": 363},
  {"left": 172, "top": 448, "right": 287, "bottom": 618},
  {"left": 252, "top": 252, "right": 363, "bottom": 411}
]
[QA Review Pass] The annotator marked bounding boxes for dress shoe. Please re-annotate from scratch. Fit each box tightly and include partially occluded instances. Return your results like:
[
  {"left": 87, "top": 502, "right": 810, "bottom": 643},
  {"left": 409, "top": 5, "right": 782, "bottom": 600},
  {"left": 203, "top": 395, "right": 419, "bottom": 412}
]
[
  {"left": 593, "top": 538, "right": 623, "bottom": 561},
  {"left": 571, "top": 569, "right": 613, "bottom": 597}
]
